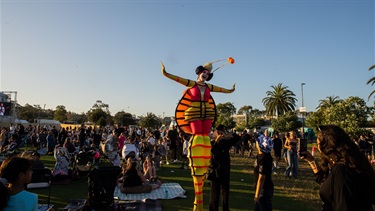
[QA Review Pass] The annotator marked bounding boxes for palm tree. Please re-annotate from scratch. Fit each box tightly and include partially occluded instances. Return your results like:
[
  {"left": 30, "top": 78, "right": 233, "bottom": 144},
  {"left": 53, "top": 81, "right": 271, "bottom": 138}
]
[
  {"left": 317, "top": 96, "right": 341, "bottom": 110},
  {"left": 367, "top": 64, "right": 375, "bottom": 100},
  {"left": 262, "top": 83, "right": 297, "bottom": 117},
  {"left": 139, "top": 112, "right": 161, "bottom": 129}
]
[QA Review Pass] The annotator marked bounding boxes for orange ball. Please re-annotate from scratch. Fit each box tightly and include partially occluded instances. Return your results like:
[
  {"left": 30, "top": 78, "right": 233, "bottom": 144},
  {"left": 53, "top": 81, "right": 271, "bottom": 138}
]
[{"left": 228, "top": 57, "right": 235, "bottom": 64}]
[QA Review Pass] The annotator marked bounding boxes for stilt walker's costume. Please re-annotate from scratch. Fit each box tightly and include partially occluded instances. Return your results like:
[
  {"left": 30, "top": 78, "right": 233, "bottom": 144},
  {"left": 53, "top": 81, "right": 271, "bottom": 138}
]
[{"left": 160, "top": 58, "right": 235, "bottom": 211}]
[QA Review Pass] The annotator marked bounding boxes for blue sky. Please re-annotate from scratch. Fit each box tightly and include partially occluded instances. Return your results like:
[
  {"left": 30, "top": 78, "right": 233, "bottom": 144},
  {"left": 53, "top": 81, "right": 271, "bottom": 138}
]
[{"left": 1, "top": 0, "right": 374, "bottom": 118}]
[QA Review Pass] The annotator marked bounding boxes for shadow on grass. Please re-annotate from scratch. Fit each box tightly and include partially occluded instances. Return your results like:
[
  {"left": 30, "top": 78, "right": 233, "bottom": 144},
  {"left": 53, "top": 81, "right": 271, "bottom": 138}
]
[{"left": 31, "top": 152, "right": 322, "bottom": 210}]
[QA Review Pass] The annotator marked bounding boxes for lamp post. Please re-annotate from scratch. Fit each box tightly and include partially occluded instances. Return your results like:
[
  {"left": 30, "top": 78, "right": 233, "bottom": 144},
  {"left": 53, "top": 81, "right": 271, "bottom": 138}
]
[{"left": 301, "top": 83, "right": 306, "bottom": 138}]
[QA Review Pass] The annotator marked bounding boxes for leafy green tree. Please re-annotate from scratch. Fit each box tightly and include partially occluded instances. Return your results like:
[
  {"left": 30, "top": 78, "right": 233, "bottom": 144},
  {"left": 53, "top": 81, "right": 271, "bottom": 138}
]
[
  {"left": 18, "top": 104, "right": 41, "bottom": 122},
  {"left": 271, "top": 111, "right": 302, "bottom": 133},
  {"left": 262, "top": 83, "right": 297, "bottom": 117},
  {"left": 87, "top": 100, "right": 111, "bottom": 125},
  {"left": 97, "top": 117, "right": 107, "bottom": 127},
  {"left": 237, "top": 105, "right": 252, "bottom": 125},
  {"left": 248, "top": 117, "right": 266, "bottom": 131},
  {"left": 215, "top": 102, "right": 236, "bottom": 130},
  {"left": 306, "top": 96, "right": 370, "bottom": 138},
  {"left": 237, "top": 105, "right": 252, "bottom": 116},
  {"left": 305, "top": 110, "right": 324, "bottom": 129},
  {"left": 54, "top": 105, "right": 67, "bottom": 123},
  {"left": 139, "top": 112, "right": 161, "bottom": 129},
  {"left": 114, "top": 111, "right": 136, "bottom": 126}
]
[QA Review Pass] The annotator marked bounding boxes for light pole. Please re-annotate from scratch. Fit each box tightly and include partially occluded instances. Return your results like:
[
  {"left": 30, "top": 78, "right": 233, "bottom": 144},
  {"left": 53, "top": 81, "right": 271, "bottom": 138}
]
[{"left": 301, "top": 83, "right": 306, "bottom": 138}]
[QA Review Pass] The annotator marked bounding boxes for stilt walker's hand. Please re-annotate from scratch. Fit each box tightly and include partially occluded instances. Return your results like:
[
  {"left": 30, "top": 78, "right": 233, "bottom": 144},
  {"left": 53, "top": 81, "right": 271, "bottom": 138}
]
[
  {"left": 231, "top": 83, "right": 236, "bottom": 91},
  {"left": 161, "top": 61, "right": 167, "bottom": 75}
]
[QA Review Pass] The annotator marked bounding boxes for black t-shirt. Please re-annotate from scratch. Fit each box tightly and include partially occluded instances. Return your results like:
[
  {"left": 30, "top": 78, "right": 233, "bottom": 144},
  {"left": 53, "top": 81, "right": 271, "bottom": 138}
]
[
  {"left": 242, "top": 133, "right": 251, "bottom": 145},
  {"left": 254, "top": 153, "right": 274, "bottom": 190},
  {"left": 272, "top": 138, "right": 282, "bottom": 151},
  {"left": 123, "top": 168, "right": 142, "bottom": 187},
  {"left": 318, "top": 164, "right": 374, "bottom": 211}
]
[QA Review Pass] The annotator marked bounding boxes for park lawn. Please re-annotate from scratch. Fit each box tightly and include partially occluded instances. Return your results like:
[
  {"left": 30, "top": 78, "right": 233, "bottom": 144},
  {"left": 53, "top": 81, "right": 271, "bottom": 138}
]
[{"left": 30, "top": 148, "right": 322, "bottom": 211}]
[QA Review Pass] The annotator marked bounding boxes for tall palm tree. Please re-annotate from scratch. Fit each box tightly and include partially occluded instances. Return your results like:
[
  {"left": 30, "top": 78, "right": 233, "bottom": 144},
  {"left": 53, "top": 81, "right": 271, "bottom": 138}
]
[
  {"left": 367, "top": 64, "right": 375, "bottom": 100},
  {"left": 262, "top": 83, "right": 297, "bottom": 117},
  {"left": 316, "top": 95, "right": 341, "bottom": 110}
]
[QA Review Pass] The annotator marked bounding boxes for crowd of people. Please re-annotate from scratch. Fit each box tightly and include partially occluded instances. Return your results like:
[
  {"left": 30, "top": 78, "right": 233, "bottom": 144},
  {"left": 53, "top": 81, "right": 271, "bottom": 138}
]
[{"left": 0, "top": 123, "right": 375, "bottom": 210}]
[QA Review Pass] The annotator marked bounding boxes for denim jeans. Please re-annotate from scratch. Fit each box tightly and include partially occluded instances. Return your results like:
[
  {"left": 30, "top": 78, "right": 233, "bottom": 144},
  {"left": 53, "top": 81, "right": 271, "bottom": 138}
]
[{"left": 285, "top": 150, "right": 298, "bottom": 178}]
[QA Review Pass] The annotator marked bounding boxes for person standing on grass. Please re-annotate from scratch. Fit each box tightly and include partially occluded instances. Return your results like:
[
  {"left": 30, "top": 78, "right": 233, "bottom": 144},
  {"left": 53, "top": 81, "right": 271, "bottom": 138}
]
[
  {"left": 180, "top": 133, "right": 190, "bottom": 170},
  {"left": 254, "top": 129, "right": 274, "bottom": 211},
  {"left": 272, "top": 133, "right": 282, "bottom": 169},
  {"left": 209, "top": 124, "right": 240, "bottom": 211},
  {"left": 167, "top": 125, "right": 179, "bottom": 163},
  {"left": 284, "top": 131, "right": 299, "bottom": 178}
]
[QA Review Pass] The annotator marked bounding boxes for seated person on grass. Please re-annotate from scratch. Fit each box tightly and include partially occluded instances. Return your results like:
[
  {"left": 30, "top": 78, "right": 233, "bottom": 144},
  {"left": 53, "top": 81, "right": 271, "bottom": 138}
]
[
  {"left": 52, "top": 145, "right": 70, "bottom": 181},
  {"left": 143, "top": 155, "right": 158, "bottom": 181},
  {"left": 118, "top": 158, "right": 161, "bottom": 194}
]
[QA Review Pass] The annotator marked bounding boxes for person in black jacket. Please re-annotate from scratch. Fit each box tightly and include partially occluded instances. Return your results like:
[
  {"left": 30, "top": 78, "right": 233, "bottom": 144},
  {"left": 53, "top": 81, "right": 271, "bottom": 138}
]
[
  {"left": 208, "top": 124, "right": 240, "bottom": 211},
  {"left": 254, "top": 129, "right": 274, "bottom": 211},
  {"left": 301, "top": 125, "right": 375, "bottom": 211}
]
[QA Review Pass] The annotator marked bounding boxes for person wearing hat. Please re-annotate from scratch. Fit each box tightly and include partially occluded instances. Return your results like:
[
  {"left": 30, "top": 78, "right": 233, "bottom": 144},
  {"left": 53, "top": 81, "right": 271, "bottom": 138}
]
[
  {"left": 161, "top": 61, "right": 235, "bottom": 211},
  {"left": 208, "top": 124, "right": 240, "bottom": 211},
  {"left": 254, "top": 129, "right": 274, "bottom": 211}
]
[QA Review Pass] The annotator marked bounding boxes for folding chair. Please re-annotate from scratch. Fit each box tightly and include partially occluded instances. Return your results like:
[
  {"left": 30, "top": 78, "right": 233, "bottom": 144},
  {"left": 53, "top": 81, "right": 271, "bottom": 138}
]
[{"left": 27, "top": 168, "right": 52, "bottom": 208}]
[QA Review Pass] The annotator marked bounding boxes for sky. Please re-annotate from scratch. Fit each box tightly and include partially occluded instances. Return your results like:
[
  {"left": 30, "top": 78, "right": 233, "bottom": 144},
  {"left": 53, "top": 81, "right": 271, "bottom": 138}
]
[{"left": 1, "top": 0, "right": 374, "bottom": 118}]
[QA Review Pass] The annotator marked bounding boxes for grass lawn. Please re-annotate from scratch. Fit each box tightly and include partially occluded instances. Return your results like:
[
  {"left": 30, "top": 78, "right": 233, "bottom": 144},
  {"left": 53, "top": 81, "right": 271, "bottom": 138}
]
[{"left": 29, "top": 145, "right": 322, "bottom": 211}]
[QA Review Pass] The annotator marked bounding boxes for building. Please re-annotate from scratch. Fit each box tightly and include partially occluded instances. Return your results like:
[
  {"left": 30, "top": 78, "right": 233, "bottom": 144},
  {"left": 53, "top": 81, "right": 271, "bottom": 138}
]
[{"left": 232, "top": 114, "right": 247, "bottom": 125}]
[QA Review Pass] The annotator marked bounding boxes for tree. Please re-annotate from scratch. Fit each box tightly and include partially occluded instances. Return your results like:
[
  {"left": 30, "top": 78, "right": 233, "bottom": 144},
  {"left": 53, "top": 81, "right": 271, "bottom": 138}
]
[
  {"left": 367, "top": 64, "right": 375, "bottom": 100},
  {"left": 262, "top": 83, "right": 297, "bottom": 117},
  {"left": 237, "top": 105, "right": 252, "bottom": 125},
  {"left": 54, "top": 105, "right": 67, "bottom": 123},
  {"left": 271, "top": 111, "right": 301, "bottom": 133},
  {"left": 114, "top": 111, "right": 136, "bottom": 126},
  {"left": 139, "top": 112, "right": 161, "bottom": 129},
  {"left": 317, "top": 96, "right": 341, "bottom": 111},
  {"left": 18, "top": 104, "right": 41, "bottom": 122},
  {"left": 215, "top": 102, "right": 236, "bottom": 130},
  {"left": 306, "top": 96, "right": 370, "bottom": 138},
  {"left": 237, "top": 105, "right": 252, "bottom": 115},
  {"left": 247, "top": 117, "right": 266, "bottom": 131},
  {"left": 87, "top": 100, "right": 111, "bottom": 125}
]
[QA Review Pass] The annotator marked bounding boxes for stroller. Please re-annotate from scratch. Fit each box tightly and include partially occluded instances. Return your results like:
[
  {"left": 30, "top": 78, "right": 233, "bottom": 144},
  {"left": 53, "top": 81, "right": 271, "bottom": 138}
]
[
  {"left": 73, "top": 147, "right": 99, "bottom": 177},
  {"left": 88, "top": 166, "right": 121, "bottom": 210}
]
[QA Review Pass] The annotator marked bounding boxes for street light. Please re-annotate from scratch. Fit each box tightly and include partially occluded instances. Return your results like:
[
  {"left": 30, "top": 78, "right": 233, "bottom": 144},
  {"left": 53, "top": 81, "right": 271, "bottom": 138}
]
[{"left": 300, "top": 83, "right": 306, "bottom": 138}]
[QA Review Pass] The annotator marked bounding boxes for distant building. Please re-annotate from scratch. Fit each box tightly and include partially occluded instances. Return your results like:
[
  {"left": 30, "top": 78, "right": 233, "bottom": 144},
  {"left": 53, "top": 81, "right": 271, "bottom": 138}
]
[
  {"left": 232, "top": 114, "right": 247, "bottom": 125},
  {"left": 0, "top": 92, "right": 8, "bottom": 102}
]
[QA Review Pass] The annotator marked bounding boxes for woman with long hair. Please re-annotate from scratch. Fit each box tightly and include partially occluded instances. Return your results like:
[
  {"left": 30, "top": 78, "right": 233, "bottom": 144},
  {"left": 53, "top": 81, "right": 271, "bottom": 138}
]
[{"left": 301, "top": 125, "right": 375, "bottom": 210}]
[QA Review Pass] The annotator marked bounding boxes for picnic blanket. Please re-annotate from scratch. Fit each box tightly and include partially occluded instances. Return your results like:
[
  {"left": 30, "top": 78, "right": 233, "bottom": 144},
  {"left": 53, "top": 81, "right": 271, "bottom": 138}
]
[{"left": 114, "top": 183, "right": 187, "bottom": 200}]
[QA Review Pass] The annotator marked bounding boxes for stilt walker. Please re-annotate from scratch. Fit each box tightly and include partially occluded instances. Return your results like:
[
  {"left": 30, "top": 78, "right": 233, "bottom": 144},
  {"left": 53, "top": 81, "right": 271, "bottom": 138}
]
[{"left": 160, "top": 57, "right": 235, "bottom": 211}]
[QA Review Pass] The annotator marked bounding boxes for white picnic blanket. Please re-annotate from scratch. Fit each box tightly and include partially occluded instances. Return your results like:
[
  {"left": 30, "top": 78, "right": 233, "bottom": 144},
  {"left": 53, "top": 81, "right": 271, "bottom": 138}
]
[{"left": 114, "top": 183, "right": 187, "bottom": 200}]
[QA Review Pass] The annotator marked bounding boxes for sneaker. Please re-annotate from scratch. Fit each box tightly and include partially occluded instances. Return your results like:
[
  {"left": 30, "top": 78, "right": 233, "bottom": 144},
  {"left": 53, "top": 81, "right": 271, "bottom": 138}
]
[
  {"left": 166, "top": 162, "right": 170, "bottom": 165},
  {"left": 273, "top": 171, "right": 277, "bottom": 175}
]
